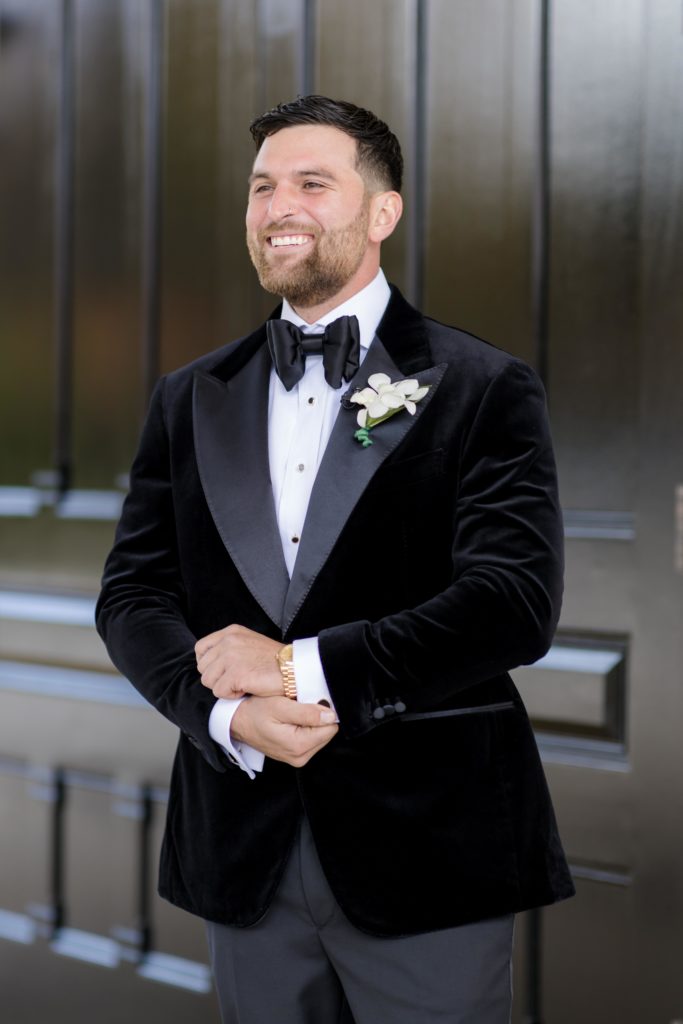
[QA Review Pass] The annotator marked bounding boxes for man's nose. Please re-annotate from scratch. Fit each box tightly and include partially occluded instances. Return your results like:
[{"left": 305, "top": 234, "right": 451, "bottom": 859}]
[{"left": 268, "top": 185, "right": 298, "bottom": 221}]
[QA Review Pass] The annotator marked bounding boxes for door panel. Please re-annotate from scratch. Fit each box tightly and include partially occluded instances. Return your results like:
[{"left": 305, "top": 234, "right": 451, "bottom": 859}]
[
  {"left": 548, "top": 0, "right": 642, "bottom": 511},
  {"left": 425, "top": 0, "right": 537, "bottom": 362}
]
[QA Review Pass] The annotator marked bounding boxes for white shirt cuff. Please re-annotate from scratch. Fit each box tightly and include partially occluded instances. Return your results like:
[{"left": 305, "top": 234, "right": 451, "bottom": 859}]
[
  {"left": 293, "top": 637, "right": 336, "bottom": 712},
  {"left": 208, "top": 697, "right": 265, "bottom": 779}
]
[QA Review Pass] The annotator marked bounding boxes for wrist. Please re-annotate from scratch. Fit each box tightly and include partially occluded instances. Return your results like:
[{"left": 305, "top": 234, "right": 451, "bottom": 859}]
[
  {"left": 276, "top": 643, "right": 297, "bottom": 700},
  {"left": 229, "top": 697, "right": 249, "bottom": 744}
]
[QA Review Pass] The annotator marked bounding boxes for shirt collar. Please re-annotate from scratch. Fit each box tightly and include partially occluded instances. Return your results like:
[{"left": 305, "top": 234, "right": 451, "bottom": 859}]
[{"left": 279, "top": 269, "right": 391, "bottom": 351}]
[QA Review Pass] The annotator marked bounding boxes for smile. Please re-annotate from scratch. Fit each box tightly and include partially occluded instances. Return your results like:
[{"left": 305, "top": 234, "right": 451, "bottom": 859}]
[{"left": 268, "top": 235, "right": 313, "bottom": 248}]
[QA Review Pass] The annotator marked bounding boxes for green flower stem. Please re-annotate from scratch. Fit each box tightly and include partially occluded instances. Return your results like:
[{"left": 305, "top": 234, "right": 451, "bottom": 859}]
[{"left": 353, "top": 427, "right": 373, "bottom": 447}]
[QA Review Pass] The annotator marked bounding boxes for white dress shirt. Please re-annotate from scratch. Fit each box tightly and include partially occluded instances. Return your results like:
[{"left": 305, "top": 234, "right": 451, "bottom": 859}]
[{"left": 208, "top": 269, "right": 392, "bottom": 777}]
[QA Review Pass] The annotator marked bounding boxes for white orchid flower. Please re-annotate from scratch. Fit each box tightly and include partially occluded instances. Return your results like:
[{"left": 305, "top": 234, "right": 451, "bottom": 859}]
[{"left": 350, "top": 373, "right": 430, "bottom": 428}]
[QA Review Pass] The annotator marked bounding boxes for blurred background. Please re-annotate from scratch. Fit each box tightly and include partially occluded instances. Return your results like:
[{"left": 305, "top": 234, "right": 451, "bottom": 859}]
[{"left": 1, "top": 1, "right": 682, "bottom": 1021}]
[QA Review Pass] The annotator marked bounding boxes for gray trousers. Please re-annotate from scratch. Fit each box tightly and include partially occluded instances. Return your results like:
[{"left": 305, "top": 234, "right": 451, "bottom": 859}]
[{"left": 205, "top": 819, "right": 514, "bottom": 1024}]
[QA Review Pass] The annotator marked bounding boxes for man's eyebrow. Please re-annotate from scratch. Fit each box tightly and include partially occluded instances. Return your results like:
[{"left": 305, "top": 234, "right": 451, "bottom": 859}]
[
  {"left": 292, "top": 168, "right": 339, "bottom": 181},
  {"left": 247, "top": 167, "right": 340, "bottom": 185}
]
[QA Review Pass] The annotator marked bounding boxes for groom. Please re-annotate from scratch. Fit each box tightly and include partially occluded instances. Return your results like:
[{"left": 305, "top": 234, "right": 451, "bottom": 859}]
[{"left": 97, "top": 95, "right": 573, "bottom": 1023}]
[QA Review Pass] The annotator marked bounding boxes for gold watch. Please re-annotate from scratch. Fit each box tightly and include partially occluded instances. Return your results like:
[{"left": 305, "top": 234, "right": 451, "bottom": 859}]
[{"left": 276, "top": 643, "right": 297, "bottom": 700}]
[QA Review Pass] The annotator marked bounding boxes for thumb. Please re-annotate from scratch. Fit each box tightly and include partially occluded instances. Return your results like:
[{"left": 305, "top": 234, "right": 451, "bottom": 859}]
[{"left": 277, "top": 699, "right": 338, "bottom": 728}]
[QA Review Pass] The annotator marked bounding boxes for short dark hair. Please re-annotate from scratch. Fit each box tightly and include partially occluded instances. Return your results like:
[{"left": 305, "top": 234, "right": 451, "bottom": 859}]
[{"left": 249, "top": 95, "right": 403, "bottom": 194}]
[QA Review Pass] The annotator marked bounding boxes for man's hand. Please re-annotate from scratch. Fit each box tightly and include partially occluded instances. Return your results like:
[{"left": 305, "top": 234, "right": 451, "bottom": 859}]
[
  {"left": 196, "top": 624, "right": 284, "bottom": 699},
  {"left": 231, "top": 696, "right": 339, "bottom": 767}
]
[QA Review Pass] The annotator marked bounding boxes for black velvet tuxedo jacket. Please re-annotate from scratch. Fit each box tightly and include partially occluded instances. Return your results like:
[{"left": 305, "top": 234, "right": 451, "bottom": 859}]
[{"left": 96, "top": 287, "right": 574, "bottom": 936}]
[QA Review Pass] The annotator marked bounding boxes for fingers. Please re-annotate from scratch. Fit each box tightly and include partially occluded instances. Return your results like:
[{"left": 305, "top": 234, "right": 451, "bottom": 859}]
[
  {"left": 194, "top": 629, "right": 223, "bottom": 660},
  {"left": 195, "top": 623, "right": 256, "bottom": 659},
  {"left": 287, "top": 726, "right": 339, "bottom": 767},
  {"left": 231, "top": 696, "right": 339, "bottom": 768},
  {"left": 268, "top": 699, "right": 339, "bottom": 767},
  {"left": 272, "top": 720, "right": 339, "bottom": 767},
  {"left": 195, "top": 626, "right": 248, "bottom": 697},
  {"left": 195, "top": 644, "right": 238, "bottom": 696},
  {"left": 195, "top": 625, "right": 284, "bottom": 700}
]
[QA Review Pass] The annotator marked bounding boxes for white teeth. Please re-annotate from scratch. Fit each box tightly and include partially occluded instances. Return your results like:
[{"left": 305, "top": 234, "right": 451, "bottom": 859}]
[{"left": 270, "top": 235, "right": 311, "bottom": 247}]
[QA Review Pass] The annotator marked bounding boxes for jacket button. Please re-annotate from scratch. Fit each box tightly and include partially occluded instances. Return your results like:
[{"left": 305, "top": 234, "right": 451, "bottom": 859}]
[
  {"left": 382, "top": 704, "right": 396, "bottom": 716},
  {"left": 394, "top": 701, "right": 407, "bottom": 714},
  {"left": 372, "top": 707, "right": 386, "bottom": 720}
]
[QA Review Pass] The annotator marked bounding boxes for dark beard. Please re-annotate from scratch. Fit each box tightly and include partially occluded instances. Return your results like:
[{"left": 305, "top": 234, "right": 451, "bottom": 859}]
[
  {"left": 246, "top": 203, "right": 370, "bottom": 308},
  {"left": 250, "top": 245, "right": 358, "bottom": 308}
]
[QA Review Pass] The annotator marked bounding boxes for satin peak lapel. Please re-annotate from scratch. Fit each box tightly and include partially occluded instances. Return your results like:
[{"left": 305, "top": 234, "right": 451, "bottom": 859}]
[
  {"left": 193, "top": 344, "right": 289, "bottom": 631},
  {"left": 282, "top": 337, "right": 447, "bottom": 633}
]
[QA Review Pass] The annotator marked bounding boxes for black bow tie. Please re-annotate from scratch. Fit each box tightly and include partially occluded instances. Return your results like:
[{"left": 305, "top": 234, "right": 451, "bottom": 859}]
[{"left": 266, "top": 315, "right": 361, "bottom": 392}]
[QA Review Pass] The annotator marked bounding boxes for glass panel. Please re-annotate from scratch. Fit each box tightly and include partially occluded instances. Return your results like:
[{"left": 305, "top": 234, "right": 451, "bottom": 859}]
[
  {"left": 163, "top": 0, "right": 310, "bottom": 364},
  {"left": 0, "top": 0, "right": 58, "bottom": 486},
  {"left": 547, "top": 0, "right": 641, "bottom": 510},
  {"left": 425, "top": 0, "right": 537, "bottom": 362},
  {"left": 256, "top": 0, "right": 306, "bottom": 111},
  {"left": 71, "top": 0, "right": 144, "bottom": 489}
]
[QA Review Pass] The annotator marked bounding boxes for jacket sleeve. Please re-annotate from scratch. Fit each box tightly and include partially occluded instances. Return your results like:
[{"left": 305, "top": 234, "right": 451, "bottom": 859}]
[
  {"left": 318, "top": 359, "right": 564, "bottom": 738},
  {"left": 95, "top": 378, "right": 228, "bottom": 773}
]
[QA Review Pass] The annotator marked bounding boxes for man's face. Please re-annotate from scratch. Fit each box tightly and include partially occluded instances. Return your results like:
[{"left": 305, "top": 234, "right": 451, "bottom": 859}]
[{"left": 245, "top": 124, "right": 374, "bottom": 310}]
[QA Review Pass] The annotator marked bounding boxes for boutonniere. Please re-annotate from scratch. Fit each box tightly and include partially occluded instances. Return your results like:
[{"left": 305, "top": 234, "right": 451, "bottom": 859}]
[{"left": 349, "top": 373, "right": 430, "bottom": 447}]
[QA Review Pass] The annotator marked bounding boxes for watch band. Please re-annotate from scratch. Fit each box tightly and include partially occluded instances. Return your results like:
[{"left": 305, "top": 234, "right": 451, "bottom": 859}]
[{"left": 276, "top": 643, "right": 297, "bottom": 700}]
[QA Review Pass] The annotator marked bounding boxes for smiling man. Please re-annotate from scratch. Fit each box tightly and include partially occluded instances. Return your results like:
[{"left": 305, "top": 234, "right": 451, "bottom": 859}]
[{"left": 97, "top": 96, "right": 573, "bottom": 1023}]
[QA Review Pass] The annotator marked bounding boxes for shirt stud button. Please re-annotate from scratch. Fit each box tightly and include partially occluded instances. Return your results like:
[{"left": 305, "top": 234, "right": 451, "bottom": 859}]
[
  {"left": 296, "top": 463, "right": 305, "bottom": 472},
  {"left": 307, "top": 397, "right": 315, "bottom": 405},
  {"left": 291, "top": 536, "right": 300, "bottom": 544}
]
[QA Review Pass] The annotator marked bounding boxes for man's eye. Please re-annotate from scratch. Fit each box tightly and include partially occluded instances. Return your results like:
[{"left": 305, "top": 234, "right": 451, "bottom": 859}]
[
  {"left": 252, "top": 184, "right": 273, "bottom": 194},
  {"left": 302, "top": 181, "right": 324, "bottom": 190}
]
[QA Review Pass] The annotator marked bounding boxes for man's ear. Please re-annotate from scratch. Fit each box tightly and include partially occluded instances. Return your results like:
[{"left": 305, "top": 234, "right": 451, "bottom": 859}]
[{"left": 369, "top": 191, "right": 403, "bottom": 243}]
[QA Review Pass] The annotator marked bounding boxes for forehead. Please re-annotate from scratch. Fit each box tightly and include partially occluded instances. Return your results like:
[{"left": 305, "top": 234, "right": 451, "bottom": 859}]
[{"left": 251, "top": 124, "right": 360, "bottom": 179}]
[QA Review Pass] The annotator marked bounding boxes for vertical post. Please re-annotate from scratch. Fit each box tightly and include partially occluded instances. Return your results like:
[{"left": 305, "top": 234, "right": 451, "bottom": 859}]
[
  {"left": 407, "top": 0, "right": 427, "bottom": 309},
  {"left": 54, "top": 0, "right": 76, "bottom": 496},
  {"left": 527, "top": 6, "right": 552, "bottom": 1015},
  {"left": 141, "top": 0, "right": 164, "bottom": 410},
  {"left": 50, "top": 768, "right": 67, "bottom": 936},
  {"left": 531, "top": 0, "right": 552, "bottom": 388},
  {"left": 137, "top": 785, "right": 154, "bottom": 956}
]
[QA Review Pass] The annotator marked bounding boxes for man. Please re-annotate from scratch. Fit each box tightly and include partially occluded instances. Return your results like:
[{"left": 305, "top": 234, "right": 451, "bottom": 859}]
[{"left": 96, "top": 95, "right": 574, "bottom": 1023}]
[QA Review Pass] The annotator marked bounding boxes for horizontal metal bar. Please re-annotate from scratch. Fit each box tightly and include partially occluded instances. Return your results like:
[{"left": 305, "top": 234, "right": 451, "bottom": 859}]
[
  {"left": 0, "top": 909, "right": 37, "bottom": 945},
  {"left": 536, "top": 731, "right": 629, "bottom": 772},
  {"left": 0, "top": 591, "right": 95, "bottom": 626},
  {"left": 138, "top": 950, "right": 212, "bottom": 993},
  {"left": 51, "top": 927, "right": 120, "bottom": 968},
  {"left": 533, "top": 646, "right": 622, "bottom": 674},
  {"left": 0, "top": 486, "right": 124, "bottom": 520},
  {"left": 0, "top": 488, "right": 43, "bottom": 516},
  {"left": 0, "top": 660, "right": 147, "bottom": 708},
  {"left": 563, "top": 509, "right": 636, "bottom": 541},
  {"left": 568, "top": 863, "right": 633, "bottom": 887},
  {"left": 56, "top": 490, "right": 125, "bottom": 520}
]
